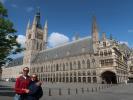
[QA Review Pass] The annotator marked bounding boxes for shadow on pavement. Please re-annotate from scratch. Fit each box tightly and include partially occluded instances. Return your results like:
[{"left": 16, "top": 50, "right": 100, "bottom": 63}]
[
  {"left": 0, "top": 85, "right": 15, "bottom": 97},
  {"left": 0, "top": 91, "right": 15, "bottom": 97}
]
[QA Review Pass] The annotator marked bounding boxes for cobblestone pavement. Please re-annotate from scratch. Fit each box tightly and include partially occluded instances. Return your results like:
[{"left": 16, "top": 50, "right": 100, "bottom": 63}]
[{"left": 0, "top": 82, "right": 133, "bottom": 100}]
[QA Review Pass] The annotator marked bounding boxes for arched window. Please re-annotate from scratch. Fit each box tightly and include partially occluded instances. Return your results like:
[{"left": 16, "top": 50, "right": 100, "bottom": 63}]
[
  {"left": 70, "top": 62, "right": 72, "bottom": 70},
  {"left": 63, "top": 63, "right": 65, "bottom": 71},
  {"left": 73, "top": 61, "right": 76, "bottom": 69},
  {"left": 87, "top": 59, "right": 90, "bottom": 68},
  {"left": 82, "top": 60, "right": 85, "bottom": 69},
  {"left": 104, "top": 50, "right": 107, "bottom": 56},
  {"left": 108, "top": 50, "right": 112, "bottom": 55},
  {"left": 56, "top": 64, "right": 59, "bottom": 71},
  {"left": 100, "top": 51, "right": 103, "bottom": 56},
  {"left": 93, "top": 70, "right": 96, "bottom": 75},
  {"left": 78, "top": 61, "right": 81, "bottom": 69},
  {"left": 87, "top": 71, "right": 90, "bottom": 75}
]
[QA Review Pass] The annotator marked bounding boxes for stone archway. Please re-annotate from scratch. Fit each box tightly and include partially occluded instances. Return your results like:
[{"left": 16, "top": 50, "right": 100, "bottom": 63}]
[{"left": 101, "top": 71, "right": 117, "bottom": 84}]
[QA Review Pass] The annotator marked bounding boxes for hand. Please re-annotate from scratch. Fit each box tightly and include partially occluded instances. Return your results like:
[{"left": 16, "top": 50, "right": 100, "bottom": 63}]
[
  {"left": 25, "top": 89, "right": 30, "bottom": 93},
  {"left": 22, "top": 89, "right": 30, "bottom": 93}
]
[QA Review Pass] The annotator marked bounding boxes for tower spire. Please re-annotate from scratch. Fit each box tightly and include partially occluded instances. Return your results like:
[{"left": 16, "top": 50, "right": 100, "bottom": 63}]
[
  {"left": 43, "top": 20, "right": 48, "bottom": 49},
  {"left": 27, "top": 19, "right": 30, "bottom": 29},
  {"left": 44, "top": 20, "right": 48, "bottom": 29},
  {"left": 32, "top": 7, "right": 42, "bottom": 29},
  {"left": 92, "top": 16, "right": 99, "bottom": 43}
]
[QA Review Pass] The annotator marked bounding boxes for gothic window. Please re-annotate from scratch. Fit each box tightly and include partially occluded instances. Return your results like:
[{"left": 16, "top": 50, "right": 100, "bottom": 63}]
[
  {"left": 93, "top": 77, "right": 97, "bottom": 83},
  {"left": 74, "top": 72, "right": 76, "bottom": 76},
  {"left": 56, "top": 64, "right": 59, "bottom": 71},
  {"left": 100, "top": 51, "right": 103, "bottom": 56},
  {"left": 104, "top": 50, "right": 107, "bottom": 56},
  {"left": 108, "top": 50, "right": 112, "bottom": 55},
  {"left": 93, "top": 71, "right": 96, "bottom": 75},
  {"left": 73, "top": 61, "right": 76, "bottom": 69},
  {"left": 66, "top": 62, "right": 68, "bottom": 70},
  {"left": 83, "top": 71, "right": 86, "bottom": 76},
  {"left": 66, "top": 72, "right": 68, "bottom": 76},
  {"left": 78, "top": 61, "right": 81, "bottom": 69},
  {"left": 87, "top": 59, "right": 90, "bottom": 68},
  {"left": 70, "top": 62, "right": 72, "bottom": 70},
  {"left": 41, "top": 66, "right": 43, "bottom": 72},
  {"left": 63, "top": 63, "right": 65, "bottom": 71},
  {"left": 87, "top": 71, "right": 90, "bottom": 75},
  {"left": 78, "top": 72, "right": 81, "bottom": 76},
  {"left": 50, "top": 65, "right": 52, "bottom": 72},
  {"left": 82, "top": 60, "right": 85, "bottom": 69}
]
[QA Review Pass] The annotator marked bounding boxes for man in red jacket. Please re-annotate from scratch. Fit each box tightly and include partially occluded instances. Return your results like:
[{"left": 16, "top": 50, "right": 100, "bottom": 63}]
[{"left": 14, "top": 67, "right": 31, "bottom": 100}]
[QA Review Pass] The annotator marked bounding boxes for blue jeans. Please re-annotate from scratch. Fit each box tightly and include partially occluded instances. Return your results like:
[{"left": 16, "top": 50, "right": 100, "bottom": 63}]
[{"left": 14, "top": 94, "right": 21, "bottom": 100}]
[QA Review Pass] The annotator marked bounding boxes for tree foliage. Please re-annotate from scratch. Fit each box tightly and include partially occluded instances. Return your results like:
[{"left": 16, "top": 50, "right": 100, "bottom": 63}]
[{"left": 0, "top": 2, "right": 23, "bottom": 67}]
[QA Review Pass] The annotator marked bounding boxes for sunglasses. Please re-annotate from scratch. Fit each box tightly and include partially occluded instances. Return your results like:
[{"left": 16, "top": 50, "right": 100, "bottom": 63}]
[{"left": 23, "top": 70, "right": 29, "bottom": 71}]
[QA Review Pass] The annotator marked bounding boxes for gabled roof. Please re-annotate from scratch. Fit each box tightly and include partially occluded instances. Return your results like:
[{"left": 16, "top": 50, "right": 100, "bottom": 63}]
[{"left": 32, "top": 37, "right": 93, "bottom": 64}]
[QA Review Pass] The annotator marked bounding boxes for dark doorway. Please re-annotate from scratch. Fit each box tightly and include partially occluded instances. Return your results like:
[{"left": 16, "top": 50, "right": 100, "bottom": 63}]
[{"left": 101, "top": 71, "right": 117, "bottom": 84}]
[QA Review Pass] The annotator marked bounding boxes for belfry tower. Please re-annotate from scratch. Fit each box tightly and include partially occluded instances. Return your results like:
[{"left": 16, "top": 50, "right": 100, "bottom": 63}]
[
  {"left": 23, "top": 9, "right": 48, "bottom": 64},
  {"left": 92, "top": 16, "right": 99, "bottom": 53}
]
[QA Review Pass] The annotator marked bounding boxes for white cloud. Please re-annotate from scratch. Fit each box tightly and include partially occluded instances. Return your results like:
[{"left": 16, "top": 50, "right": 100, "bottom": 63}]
[
  {"left": 48, "top": 32, "right": 70, "bottom": 48},
  {"left": 120, "top": 41, "right": 129, "bottom": 46},
  {"left": 10, "top": 52, "right": 24, "bottom": 59},
  {"left": 9, "top": 35, "right": 26, "bottom": 59},
  {"left": 26, "top": 7, "right": 34, "bottom": 12},
  {"left": 128, "top": 29, "right": 133, "bottom": 33},
  {"left": 17, "top": 35, "right": 26, "bottom": 48}
]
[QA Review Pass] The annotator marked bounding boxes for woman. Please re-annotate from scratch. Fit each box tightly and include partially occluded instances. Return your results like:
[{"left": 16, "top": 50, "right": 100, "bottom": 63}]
[{"left": 27, "top": 74, "right": 43, "bottom": 100}]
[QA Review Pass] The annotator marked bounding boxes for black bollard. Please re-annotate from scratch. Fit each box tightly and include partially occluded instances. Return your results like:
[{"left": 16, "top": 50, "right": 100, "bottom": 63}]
[
  {"left": 59, "top": 88, "right": 61, "bottom": 95},
  {"left": 68, "top": 88, "right": 70, "bottom": 95},
  {"left": 87, "top": 88, "right": 89, "bottom": 92},
  {"left": 99, "top": 86, "right": 100, "bottom": 90},
  {"left": 76, "top": 88, "right": 78, "bottom": 94},
  {"left": 82, "top": 88, "right": 84, "bottom": 93},
  {"left": 95, "top": 87, "right": 97, "bottom": 92},
  {"left": 92, "top": 88, "right": 93, "bottom": 92},
  {"left": 49, "top": 88, "right": 52, "bottom": 96}
]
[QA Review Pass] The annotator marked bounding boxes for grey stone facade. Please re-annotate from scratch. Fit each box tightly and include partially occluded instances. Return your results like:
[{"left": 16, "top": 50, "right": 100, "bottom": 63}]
[{"left": 2, "top": 10, "right": 132, "bottom": 84}]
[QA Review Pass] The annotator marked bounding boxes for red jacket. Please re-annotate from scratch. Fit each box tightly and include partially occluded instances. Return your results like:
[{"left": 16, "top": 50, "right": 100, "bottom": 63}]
[{"left": 15, "top": 75, "right": 31, "bottom": 94}]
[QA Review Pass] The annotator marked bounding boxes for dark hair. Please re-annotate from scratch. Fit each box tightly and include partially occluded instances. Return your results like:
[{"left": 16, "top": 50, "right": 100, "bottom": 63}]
[{"left": 31, "top": 74, "right": 39, "bottom": 82}]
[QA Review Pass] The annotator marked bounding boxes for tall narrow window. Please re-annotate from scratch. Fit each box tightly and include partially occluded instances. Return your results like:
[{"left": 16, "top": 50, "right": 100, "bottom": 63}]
[
  {"left": 78, "top": 61, "right": 81, "bottom": 69},
  {"left": 87, "top": 59, "right": 90, "bottom": 68}
]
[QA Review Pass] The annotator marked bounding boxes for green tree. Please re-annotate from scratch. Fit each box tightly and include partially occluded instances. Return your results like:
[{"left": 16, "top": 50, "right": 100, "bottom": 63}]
[{"left": 0, "top": 2, "right": 23, "bottom": 67}]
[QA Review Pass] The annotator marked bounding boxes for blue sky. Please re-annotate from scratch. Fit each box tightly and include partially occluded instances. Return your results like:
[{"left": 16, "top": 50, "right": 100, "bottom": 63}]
[{"left": 1, "top": 0, "right": 133, "bottom": 48}]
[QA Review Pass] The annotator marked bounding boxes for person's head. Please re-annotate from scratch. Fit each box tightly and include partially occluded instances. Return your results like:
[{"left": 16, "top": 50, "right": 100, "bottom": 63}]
[
  {"left": 23, "top": 67, "right": 29, "bottom": 76},
  {"left": 31, "top": 74, "right": 38, "bottom": 82}
]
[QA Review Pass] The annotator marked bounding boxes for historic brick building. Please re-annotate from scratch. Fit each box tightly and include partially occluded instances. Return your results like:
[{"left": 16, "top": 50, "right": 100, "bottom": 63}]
[{"left": 2, "top": 10, "right": 131, "bottom": 84}]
